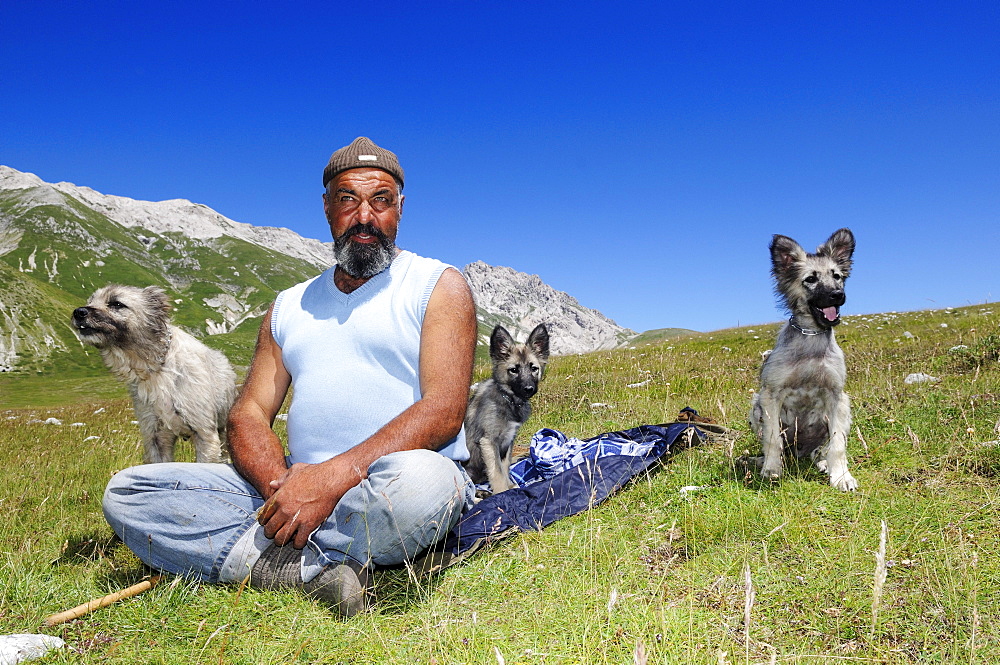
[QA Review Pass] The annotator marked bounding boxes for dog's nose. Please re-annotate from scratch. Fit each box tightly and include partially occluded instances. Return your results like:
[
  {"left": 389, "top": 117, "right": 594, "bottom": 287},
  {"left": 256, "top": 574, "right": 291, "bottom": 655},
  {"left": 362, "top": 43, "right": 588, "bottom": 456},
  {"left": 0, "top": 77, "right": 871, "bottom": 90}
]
[{"left": 72, "top": 307, "right": 90, "bottom": 321}]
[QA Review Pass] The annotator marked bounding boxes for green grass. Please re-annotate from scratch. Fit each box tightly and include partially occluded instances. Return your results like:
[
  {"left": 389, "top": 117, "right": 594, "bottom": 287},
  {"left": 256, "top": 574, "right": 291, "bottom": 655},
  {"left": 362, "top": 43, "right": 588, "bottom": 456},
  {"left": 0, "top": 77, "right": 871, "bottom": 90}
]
[
  {"left": 629, "top": 327, "right": 698, "bottom": 346},
  {"left": 0, "top": 304, "right": 998, "bottom": 663}
]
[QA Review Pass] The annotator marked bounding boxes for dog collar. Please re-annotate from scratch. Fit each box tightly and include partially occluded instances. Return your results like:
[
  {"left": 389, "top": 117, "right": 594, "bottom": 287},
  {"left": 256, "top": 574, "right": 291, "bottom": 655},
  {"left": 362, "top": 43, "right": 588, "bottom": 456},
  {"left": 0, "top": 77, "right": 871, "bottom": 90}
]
[
  {"left": 789, "top": 318, "right": 822, "bottom": 336},
  {"left": 156, "top": 328, "right": 173, "bottom": 366}
]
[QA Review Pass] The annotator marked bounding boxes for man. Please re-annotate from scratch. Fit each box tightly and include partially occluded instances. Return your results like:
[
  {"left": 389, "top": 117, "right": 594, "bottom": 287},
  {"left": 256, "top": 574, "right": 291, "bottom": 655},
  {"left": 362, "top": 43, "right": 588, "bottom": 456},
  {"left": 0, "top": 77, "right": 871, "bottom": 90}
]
[{"left": 103, "top": 137, "right": 478, "bottom": 616}]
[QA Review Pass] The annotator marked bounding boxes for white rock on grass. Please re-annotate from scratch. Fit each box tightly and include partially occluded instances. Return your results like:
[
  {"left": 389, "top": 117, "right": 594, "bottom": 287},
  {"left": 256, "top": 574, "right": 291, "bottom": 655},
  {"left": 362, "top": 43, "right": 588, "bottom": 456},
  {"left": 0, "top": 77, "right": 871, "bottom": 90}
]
[
  {"left": 0, "top": 634, "right": 66, "bottom": 664},
  {"left": 904, "top": 373, "right": 940, "bottom": 385},
  {"left": 42, "top": 418, "right": 62, "bottom": 425}
]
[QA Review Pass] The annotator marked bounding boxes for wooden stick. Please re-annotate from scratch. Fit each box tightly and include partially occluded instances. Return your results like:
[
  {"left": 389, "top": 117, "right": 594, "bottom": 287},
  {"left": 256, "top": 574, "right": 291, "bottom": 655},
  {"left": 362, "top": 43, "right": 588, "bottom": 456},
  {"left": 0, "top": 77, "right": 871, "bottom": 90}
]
[{"left": 44, "top": 575, "right": 162, "bottom": 627}]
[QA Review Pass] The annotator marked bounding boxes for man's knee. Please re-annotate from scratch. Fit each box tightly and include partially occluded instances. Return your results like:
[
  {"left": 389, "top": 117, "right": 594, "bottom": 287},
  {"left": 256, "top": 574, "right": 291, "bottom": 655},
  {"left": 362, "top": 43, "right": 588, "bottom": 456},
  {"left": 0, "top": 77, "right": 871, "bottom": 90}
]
[
  {"left": 368, "top": 450, "right": 469, "bottom": 497},
  {"left": 358, "top": 450, "right": 472, "bottom": 524},
  {"left": 103, "top": 465, "right": 146, "bottom": 511},
  {"left": 103, "top": 464, "right": 174, "bottom": 509},
  {"left": 345, "top": 451, "right": 471, "bottom": 565}
]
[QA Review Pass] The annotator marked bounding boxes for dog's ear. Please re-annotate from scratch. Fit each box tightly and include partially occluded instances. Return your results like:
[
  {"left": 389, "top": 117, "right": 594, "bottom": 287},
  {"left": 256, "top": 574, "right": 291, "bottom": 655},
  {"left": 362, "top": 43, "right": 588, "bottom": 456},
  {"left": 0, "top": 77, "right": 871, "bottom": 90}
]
[
  {"left": 770, "top": 234, "right": 806, "bottom": 277},
  {"left": 490, "top": 325, "right": 515, "bottom": 362},
  {"left": 526, "top": 323, "right": 550, "bottom": 362},
  {"left": 142, "top": 286, "right": 173, "bottom": 315},
  {"left": 817, "top": 228, "right": 855, "bottom": 272},
  {"left": 142, "top": 287, "right": 173, "bottom": 341}
]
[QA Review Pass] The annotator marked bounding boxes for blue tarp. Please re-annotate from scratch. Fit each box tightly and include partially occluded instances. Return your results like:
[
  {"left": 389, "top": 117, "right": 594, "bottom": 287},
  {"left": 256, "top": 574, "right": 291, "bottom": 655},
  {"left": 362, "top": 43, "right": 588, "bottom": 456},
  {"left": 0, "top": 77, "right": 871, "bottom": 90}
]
[{"left": 440, "top": 418, "right": 708, "bottom": 561}]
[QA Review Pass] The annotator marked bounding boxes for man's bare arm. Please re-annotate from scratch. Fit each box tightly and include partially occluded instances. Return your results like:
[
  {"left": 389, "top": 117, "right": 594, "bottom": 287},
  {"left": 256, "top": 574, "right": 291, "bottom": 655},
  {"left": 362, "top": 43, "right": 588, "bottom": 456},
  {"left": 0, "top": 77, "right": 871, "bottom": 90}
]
[
  {"left": 226, "top": 303, "right": 292, "bottom": 499},
  {"left": 338, "top": 266, "right": 477, "bottom": 459},
  {"left": 260, "top": 267, "right": 477, "bottom": 548}
]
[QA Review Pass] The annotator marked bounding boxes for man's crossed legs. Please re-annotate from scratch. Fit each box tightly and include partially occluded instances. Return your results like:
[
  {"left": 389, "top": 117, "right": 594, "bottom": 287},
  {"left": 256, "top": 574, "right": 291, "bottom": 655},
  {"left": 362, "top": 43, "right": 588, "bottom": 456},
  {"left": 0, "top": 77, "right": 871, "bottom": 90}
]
[{"left": 103, "top": 450, "right": 475, "bottom": 616}]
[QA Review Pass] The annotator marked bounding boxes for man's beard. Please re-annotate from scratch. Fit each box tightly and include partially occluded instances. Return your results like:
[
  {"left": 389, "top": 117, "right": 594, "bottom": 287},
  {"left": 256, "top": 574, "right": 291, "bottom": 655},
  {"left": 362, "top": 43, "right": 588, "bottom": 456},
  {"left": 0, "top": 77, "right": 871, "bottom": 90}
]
[{"left": 333, "top": 223, "right": 396, "bottom": 279}]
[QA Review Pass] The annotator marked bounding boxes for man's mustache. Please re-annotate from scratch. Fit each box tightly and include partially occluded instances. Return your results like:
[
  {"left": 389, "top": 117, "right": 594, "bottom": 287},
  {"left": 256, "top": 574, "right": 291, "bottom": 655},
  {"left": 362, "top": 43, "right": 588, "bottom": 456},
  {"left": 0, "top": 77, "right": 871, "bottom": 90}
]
[{"left": 338, "top": 223, "right": 390, "bottom": 244}]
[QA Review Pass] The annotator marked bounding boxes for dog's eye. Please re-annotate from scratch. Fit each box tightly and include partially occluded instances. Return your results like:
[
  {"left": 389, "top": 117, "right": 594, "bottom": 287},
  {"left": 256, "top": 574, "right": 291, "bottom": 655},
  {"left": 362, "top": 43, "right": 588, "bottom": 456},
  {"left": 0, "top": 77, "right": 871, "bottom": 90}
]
[
  {"left": 508, "top": 367, "right": 519, "bottom": 375},
  {"left": 109, "top": 301, "right": 127, "bottom": 310},
  {"left": 804, "top": 275, "right": 818, "bottom": 284},
  {"left": 530, "top": 365, "right": 539, "bottom": 373},
  {"left": 832, "top": 272, "right": 843, "bottom": 281}
]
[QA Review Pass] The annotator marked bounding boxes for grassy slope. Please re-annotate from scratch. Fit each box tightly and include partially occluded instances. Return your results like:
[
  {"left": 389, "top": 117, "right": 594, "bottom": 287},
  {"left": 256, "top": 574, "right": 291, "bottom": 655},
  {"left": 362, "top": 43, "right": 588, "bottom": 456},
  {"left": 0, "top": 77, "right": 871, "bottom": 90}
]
[
  {"left": 0, "top": 305, "right": 997, "bottom": 663},
  {"left": 630, "top": 327, "right": 698, "bottom": 346},
  {"left": 0, "top": 186, "right": 321, "bottom": 378}
]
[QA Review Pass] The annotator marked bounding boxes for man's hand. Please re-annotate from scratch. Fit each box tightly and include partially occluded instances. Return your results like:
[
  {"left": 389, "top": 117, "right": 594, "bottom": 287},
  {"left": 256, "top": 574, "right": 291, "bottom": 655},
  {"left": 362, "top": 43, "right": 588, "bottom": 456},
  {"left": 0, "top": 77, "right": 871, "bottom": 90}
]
[{"left": 256, "top": 458, "right": 365, "bottom": 549}]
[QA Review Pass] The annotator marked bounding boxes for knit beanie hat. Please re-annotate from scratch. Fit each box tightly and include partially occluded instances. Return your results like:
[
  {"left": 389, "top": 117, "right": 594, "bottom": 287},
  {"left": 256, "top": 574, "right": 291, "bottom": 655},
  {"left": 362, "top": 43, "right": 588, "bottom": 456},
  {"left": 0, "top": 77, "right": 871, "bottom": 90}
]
[{"left": 322, "top": 137, "right": 404, "bottom": 189}]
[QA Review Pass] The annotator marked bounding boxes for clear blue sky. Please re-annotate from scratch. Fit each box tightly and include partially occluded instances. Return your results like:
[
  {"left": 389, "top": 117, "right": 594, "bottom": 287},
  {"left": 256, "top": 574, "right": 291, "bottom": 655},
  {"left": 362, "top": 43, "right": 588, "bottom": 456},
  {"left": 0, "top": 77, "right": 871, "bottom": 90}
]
[{"left": 3, "top": 1, "right": 997, "bottom": 333}]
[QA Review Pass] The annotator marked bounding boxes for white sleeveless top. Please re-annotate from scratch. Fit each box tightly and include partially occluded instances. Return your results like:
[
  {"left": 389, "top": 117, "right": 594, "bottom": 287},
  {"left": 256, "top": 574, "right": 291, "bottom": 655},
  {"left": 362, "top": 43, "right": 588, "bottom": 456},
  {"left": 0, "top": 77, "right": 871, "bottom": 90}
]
[{"left": 271, "top": 251, "right": 469, "bottom": 464}]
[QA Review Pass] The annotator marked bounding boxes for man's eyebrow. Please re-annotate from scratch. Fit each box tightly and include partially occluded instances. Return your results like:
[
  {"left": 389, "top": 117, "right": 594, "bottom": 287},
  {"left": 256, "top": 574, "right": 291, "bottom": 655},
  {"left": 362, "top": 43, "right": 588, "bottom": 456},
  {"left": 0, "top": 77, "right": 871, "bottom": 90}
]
[{"left": 334, "top": 187, "right": 393, "bottom": 197}]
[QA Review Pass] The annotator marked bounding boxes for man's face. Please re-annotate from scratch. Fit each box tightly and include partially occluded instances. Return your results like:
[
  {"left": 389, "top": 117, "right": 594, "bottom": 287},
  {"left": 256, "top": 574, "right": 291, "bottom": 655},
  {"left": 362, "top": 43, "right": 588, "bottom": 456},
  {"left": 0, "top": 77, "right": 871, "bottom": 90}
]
[{"left": 323, "top": 169, "right": 404, "bottom": 279}]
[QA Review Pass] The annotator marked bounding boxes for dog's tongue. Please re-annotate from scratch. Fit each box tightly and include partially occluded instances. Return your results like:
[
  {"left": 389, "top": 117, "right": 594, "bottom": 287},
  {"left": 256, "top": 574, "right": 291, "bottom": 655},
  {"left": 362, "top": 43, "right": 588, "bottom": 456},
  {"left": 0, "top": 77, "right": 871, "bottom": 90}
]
[{"left": 822, "top": 306, "right": 839, "bottom": 321}]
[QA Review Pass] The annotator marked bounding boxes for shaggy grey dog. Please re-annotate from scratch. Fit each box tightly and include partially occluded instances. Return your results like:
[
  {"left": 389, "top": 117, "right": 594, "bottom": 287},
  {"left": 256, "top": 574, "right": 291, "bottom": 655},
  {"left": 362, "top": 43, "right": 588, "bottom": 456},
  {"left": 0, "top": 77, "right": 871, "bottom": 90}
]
[
  {"left": 748, "top": 228, "right": 859, "bottom": 491},
  {"left": 72, "top": 285, "right": 236, "bottom": 463},
  {"left": 464, "top": 324, "right": 549, "bottom": 494}
]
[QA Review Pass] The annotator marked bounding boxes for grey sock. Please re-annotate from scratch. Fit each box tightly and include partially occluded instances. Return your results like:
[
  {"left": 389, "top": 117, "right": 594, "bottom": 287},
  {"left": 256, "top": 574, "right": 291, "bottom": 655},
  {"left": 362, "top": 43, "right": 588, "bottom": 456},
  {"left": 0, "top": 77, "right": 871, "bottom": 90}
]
[{"left": 249, "top": 543, "right": 302, "bottom": 589}]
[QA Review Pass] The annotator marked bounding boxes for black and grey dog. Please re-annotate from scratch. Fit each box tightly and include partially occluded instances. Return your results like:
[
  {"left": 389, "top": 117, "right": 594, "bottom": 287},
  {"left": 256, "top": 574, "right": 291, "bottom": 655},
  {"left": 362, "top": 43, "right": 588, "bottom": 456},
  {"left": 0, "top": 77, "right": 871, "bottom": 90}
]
[
  {"left": 464, "top": 323, "right": 550, "bottom": 494},
  {"left": 747, "top": 228, "right": 859, "bottom": 491}
]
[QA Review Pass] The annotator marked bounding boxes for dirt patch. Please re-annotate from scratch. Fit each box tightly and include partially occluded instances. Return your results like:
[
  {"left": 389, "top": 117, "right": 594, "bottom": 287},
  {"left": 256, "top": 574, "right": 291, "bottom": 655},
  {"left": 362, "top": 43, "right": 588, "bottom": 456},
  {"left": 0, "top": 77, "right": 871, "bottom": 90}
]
[{"left": 640, "top": 527, "right": 689, "bottom": 575}]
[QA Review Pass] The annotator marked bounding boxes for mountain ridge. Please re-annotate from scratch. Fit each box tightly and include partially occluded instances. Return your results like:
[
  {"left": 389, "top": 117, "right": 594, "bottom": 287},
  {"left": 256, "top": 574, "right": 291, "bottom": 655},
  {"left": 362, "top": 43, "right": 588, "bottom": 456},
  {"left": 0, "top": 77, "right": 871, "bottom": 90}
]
[
  {"left": 0, "top": 165, "right": 636, "bottom": 373},
  {"left": 0, "top": 166, "right": 334, "bottom": 267},
  {"left": 463, "top": 261, "right": 635, "bottom": 355}
]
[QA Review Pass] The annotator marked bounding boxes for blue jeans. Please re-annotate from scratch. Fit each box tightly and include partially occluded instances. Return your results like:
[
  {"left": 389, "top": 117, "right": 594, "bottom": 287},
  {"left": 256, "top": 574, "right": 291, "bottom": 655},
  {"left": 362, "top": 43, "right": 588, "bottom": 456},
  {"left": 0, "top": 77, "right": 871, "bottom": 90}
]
[{"left": 103, "top": 450, "right": 475, "bottom": 583}]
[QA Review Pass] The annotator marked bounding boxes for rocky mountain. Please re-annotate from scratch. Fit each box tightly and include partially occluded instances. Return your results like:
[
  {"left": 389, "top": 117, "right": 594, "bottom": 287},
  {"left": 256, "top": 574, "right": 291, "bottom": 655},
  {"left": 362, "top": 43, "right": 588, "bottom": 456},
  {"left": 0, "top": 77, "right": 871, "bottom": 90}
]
[
  {"left": 0, "top": 166, "right": 328, "bottom": 373},
  {"left": 0, "top": 167, "right": 333, "bottom": 266},
  {"left": 0, "top": 165, "right": 634, "bottom": 374},
  {"left": 463, "top": 261, "right": 634, "bottom": 355}
]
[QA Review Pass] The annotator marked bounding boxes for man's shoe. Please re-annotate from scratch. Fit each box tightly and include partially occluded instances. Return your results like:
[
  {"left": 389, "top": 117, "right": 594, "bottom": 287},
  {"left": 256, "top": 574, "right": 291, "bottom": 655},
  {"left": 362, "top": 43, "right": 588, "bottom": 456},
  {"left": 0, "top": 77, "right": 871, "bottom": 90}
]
[{"left": 249, "top": 544, "right": 370, "bottom": 617}]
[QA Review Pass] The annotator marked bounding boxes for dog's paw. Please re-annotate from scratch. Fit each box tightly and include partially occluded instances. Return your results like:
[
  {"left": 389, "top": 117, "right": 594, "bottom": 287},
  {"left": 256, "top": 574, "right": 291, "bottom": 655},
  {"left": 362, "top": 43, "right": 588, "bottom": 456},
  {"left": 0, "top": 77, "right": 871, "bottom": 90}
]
[
  {"left": 737, "top": 454, "right": 767, "bottom": 467},
  {"left": 760, "top": 464, "right": 783, "bottom": 482},
  {"left": 830, "top": 471, "right": 858, "bottom": 492}
]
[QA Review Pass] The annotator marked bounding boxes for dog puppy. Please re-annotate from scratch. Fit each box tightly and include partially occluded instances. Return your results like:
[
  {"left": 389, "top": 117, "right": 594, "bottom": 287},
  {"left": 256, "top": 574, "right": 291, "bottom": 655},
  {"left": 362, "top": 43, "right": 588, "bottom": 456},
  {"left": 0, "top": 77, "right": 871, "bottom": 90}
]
[
  {"left": 464, "top": 323, "right": 550, "bottom": 494},
  {"left": 748, "top": 228, "right": 858, "bottom": 491},
  {"left": 72, "top": 285, "right": 236, "bottom": 464}
]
